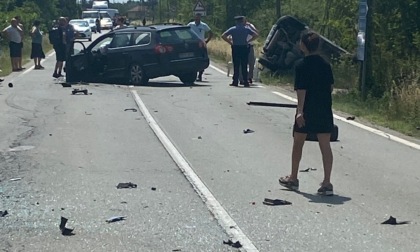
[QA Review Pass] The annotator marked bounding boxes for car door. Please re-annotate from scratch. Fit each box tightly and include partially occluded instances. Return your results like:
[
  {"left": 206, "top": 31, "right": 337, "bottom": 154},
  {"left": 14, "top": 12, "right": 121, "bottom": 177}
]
[
  {"left": 67, "top": 34, "right": 114, "bottom": 83},
  {"left": 105, "top": 32, "right": 132, "bottom": 78}
]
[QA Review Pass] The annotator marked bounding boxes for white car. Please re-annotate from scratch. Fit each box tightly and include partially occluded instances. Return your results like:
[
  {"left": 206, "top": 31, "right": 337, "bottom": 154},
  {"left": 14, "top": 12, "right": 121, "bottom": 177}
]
[
  {"left": 69, "top": 19, "right": 92, "bottom": 41},
  {"left": 83, "top": 18, "right": 97, "bottom": 33},
  {"left": 100, "top": 18, "right": 113, "bottom": 30}
]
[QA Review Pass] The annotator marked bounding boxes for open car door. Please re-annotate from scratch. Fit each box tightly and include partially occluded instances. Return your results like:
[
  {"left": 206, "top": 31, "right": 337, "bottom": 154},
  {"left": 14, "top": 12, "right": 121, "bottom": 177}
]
[{"left": 66, "top": 41, "right": 88, "bottom": 83}]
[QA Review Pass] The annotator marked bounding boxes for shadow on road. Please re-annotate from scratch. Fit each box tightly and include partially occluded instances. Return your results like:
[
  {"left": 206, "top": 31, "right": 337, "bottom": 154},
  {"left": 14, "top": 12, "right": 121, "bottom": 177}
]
[{"left": 296, "top": 191, "right": 352, "bottom": 205}]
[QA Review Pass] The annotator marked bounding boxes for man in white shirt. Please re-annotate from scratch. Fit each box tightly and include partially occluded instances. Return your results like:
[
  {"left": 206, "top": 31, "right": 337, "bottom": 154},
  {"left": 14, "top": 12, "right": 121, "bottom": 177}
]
[
  {"left": 188, "top": 13, "right": 213, "bottom": 82},
  {"left": 2, "top": 18, "right": 23, "bottom": 72},
  {"left": 239, "top": 17, "right": 258, "bottom": 85}
]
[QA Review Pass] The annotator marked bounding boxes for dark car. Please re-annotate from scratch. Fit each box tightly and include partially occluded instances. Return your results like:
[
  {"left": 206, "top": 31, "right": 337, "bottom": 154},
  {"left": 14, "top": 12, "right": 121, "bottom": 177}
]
[
  {"left": 66, "top": 24, "right": 209, "bottom": 85},
  {"left": 259, "top": 15, "right": 349, "bottom": 72}
]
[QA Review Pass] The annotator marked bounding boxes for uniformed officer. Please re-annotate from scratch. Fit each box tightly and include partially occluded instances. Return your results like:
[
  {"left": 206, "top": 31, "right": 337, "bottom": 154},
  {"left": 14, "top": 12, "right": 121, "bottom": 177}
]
[{"left": 222, "top": 16, "right": 258, "bottom": 87}]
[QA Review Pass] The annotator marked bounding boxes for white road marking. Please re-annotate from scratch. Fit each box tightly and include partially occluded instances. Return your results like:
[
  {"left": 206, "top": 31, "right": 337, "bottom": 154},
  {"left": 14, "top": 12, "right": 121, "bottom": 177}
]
[
  {"left": 272, "top": 91, "right": 420, "bottom": 150},
  {"left": 131, "top": 90, "right": 259, "bottom": 252}
]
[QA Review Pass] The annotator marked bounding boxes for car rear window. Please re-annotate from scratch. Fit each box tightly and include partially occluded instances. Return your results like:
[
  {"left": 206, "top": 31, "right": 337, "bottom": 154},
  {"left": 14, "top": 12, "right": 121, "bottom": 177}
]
[
  {"left": 158, "top": 28, "right": 198, "bottom": 44},
  {"left": 132, "top": 32, "right": 151, "bottom": 46},
  {"left": 109, "top": 33, "right": 132, "bottom": 48}
]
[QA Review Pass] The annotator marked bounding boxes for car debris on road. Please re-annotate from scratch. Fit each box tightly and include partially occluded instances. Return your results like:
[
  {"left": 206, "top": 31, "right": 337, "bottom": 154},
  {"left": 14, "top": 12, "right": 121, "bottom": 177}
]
[
  {"left": 116, "top": 182, "right": 137, "bottom": 189},
  {"left": 106, "top": 216, "right": 126, "bottom": 223}
]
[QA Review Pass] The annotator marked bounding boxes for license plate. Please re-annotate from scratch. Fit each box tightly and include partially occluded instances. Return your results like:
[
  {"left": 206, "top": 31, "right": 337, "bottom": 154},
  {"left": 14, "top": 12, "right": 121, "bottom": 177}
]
[{"left": 179, "top": 52, "right": 194, "bottom": 58}]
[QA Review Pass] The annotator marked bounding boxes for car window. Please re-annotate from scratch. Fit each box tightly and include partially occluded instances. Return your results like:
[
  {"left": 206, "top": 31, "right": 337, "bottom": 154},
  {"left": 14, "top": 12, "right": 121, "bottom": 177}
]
[
  {"left": 109, "top": 33, "right": 132, "bottom": 48},
  {"left": 132, "top": 32, "right": 151, "bottom": 46},
  {"left": 158, "top": 29, "right": 196, "bottom": 44},
  {"left": 174, "top": 29, "right": 195, "bottom": 40},
  {"left": 91, "top": 36, "right": 113, "bottom": 52}
]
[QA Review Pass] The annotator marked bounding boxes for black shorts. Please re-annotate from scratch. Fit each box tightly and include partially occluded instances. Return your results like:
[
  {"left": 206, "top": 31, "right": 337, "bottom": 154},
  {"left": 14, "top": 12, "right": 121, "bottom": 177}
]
[
  {"left": 9, "top": 42, "right": 22, "bottom": 57},
  {"left": 54, "top": 45, "right": 67, "bottom": 62}
]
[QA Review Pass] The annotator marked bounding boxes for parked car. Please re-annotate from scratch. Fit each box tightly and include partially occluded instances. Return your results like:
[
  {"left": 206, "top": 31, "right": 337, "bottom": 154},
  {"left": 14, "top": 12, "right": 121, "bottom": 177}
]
[
  {"left": 100, "top": 17, "right": 113, "bottom": 30},
  {"left": 66, "top": 25, "right": 210, "bottom": 85},
  {"left": 258, "top": 15, "right": 349, "bottom": 72},
  {"left": 69, "top": 19, "right": 92, "bottom": 41},
  {"left": 84, "top": 18, "right": 97, "bottom": 33}
]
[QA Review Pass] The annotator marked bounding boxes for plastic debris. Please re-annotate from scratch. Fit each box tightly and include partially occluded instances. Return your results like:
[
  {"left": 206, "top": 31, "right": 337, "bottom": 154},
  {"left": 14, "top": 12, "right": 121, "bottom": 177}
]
[
  {"left": 8, "top": 83, "right": 13, "bottom": 88},
  {"left": 106, "top": 216, "right": 126, "bottom": 223},
  {"left": 381, "top": 216, "right": 410, "bottom": 225},
  {"left": 116, "top": 182, "right": 137, "bottom": 189},
  {"left": 243, "top": 129, "right": 255, "bottom": 134},
  {"left": 346, "top": 116, "right": 356, "bottom": 120},
  {"left": 223, "top": 239, "right": 242, "bottom": 248},
  {"left": 124, "top": 108, "right": 138, "bottom": 112},
  {"left": 151, "top": 187, "right": 156, "bottom": 191},
  {"left": 0, "top": 210, "right": 8, "bottom": 217},
  {"left": 263, "top": 198, "right": 292, "bottom": 206},
  {"left": 59, "top": 217, "right": 74, "bottom": 236},
  {"left": 10, "top": 178, "right": 22, "bottom": 181},
  {"left": 71, "top": 88, "right": 88, "bottom": 95},
  {"left": 300, "top": 167, "right": 317, "bottom": 172}
]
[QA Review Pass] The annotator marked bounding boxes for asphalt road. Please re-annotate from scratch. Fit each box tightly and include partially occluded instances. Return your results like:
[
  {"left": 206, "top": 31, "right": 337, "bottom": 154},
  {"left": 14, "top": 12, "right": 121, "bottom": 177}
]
[{"left": 1, "top": 33, "right": 420, "bottom": 252}]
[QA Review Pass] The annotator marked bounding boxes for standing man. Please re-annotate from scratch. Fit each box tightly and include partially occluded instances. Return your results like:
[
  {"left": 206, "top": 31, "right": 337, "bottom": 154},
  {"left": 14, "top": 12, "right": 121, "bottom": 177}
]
[
  {"left": 239, "top": 18, "right": 258, "bottom": 85},
  {"left": 222, "top": 16, "right": 258, "bottom": 87},
  {"left": 15, "top": 16, "right": 24, "bottom": 70},
  {"left": 187, "top": 13, "right": 213, "bottom": 82},
  {"left": 52, "top": 17, "right": 74, "bottom": 78},
  {"left": 2, "top": 18, "right": 23, "bottom": 72}
]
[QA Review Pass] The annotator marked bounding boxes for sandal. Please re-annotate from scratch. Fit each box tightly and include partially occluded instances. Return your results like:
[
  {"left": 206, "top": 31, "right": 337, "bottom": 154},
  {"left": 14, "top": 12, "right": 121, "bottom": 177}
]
[{"left": 279, "top": 176, "right": 299, "bottom": 191}]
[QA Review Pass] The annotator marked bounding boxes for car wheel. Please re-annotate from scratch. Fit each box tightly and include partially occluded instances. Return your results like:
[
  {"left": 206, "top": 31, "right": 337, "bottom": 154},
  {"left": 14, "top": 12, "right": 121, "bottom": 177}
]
[
  {"left": 129, "top": 64, "right": 148, "bottom": 85},
  {"left": 179, "top": 72, "right": 196, "bottom": 85}
]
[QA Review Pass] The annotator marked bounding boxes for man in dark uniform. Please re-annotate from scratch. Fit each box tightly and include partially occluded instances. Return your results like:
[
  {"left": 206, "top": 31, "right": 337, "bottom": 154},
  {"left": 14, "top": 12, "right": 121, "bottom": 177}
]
[{"left": 222, "top": 16, "right": 258, "bottom": 87}]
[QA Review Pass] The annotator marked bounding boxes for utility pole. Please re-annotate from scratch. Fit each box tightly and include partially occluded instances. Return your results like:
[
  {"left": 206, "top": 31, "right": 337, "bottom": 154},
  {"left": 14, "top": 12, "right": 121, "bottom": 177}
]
[{"left": 276, "top": 0, "right": 281, "bottom": 18}]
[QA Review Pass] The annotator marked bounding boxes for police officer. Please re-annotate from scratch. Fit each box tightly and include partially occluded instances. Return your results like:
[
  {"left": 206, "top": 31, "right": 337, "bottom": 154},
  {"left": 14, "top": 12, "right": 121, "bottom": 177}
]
[{"left": 222, "top": 16, "right": 258, "bottom": 87}]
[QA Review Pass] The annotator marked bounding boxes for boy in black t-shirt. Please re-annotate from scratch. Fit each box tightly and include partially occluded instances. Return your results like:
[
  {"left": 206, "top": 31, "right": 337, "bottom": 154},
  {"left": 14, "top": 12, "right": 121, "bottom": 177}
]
[{"left": 279, "top": 31, "right": 335, "bottom": 196}]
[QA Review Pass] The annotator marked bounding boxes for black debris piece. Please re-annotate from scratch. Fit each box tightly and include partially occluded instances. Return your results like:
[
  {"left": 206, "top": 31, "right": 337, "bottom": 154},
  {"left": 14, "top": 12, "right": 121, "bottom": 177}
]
[
  {"left": 381, "top": 216, "right": 410, "bottom": 225},
  {"left": 61, "top": 83, "right": 72, "bottom": 88},
  {"left": 121, "top": 201, "right": 127, "bottom": 204},
  {"left": 416, "top": 126, "right": 420, "bottom": 130},
  {"left": 172, "top": 249, "right": 182, "bottom": 252},
  {"left": 346, "top": 116, "right": 356, "bottom": 120},
  {"left": 247, "top": 101, "right": 297, "bottom": 108},
  {"left": 223, "top": 239, "right": 242, "bottom": 248},
  {"left": 197, "top": 136, "right": 202, "bottom": 139},
  {"left": 8, "top": 83, "right": 13, "bottom": 88},
  {"left": 0, "top": 210, "right": 8, "bottom": 217},
  {"left": 71, "top": 88, "right": 88, "bottom": 95},
  {"left": 243, "top": 129, "right": 255, "bottom": 134},
  {"left": 59, "top": 217, "right": 74, "bottom": 236},
  {"left": 263, "top": 198, "right": 292, "bottom": 206},
  {"left": 300, "top": 167, "right": 317, "bottom": 172},
  {"left": 116, "top": 182, "right": 137, "bottom": 189},
  {"left": 151, "top": 187, "right": 156, "bottom": 191},
  {"left": 124, "top": 108, "right": 138, "bottom": 112},
  {"left": 106, "top": 216, "right": 126, "bottom": 223}
]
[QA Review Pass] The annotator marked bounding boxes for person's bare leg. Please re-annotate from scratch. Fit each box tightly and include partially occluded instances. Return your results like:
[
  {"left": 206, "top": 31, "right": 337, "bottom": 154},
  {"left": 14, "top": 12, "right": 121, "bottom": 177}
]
[
  {"left": 12, "top": 58, "right": 19, "bottom": 70},
  {"left": 34, "top": 58, "right": 37, "bottom": 67},
  {"left": 317, "top": 133, "right": 333, "bottom": 185},
  {"left": 290, "top": 132, "right": 307, "bottom": 181}
]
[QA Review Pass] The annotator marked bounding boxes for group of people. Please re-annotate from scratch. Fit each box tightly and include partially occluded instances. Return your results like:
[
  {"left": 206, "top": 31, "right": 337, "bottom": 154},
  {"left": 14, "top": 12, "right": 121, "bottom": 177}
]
[
  {"left": 188, "top": 13, "right": 259, "bottom": 85},
  {"left": 2, "top": 16, "right": 46, "bottom": 73}
]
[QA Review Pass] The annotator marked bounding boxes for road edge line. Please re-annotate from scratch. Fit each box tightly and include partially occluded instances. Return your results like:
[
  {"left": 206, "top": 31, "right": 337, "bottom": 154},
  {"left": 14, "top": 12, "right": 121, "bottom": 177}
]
[
  {"left": 131, "top": 90, "right": 259, "bottom": 252},
  {"left": 271, "top": 91, "right": 420, "bottom": 150}
]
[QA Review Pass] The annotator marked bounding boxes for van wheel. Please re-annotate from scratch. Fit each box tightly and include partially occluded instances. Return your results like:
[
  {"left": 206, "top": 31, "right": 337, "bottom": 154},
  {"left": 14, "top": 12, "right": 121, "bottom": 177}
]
[
  {"left": 179, "top": 72, "right": 196, "bottom": 85},
  {"left": 129, "top": 64, "right": 148, "bottom": 85}
]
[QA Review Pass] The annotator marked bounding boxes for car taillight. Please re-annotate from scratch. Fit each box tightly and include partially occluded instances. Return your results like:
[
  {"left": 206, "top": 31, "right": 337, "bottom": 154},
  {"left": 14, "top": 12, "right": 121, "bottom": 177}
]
[{"left": 154, "top": 45, "right": 173, "bottom": 54}]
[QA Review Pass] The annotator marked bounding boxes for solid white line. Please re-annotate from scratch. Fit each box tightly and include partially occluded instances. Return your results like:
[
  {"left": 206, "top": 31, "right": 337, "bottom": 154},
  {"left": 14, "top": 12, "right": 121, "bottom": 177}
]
[
  {"left": 272, "top": 91, "right": 420, "bottom": 150},
  {"left": 131, "top": 90, "right": 259, "bottom": 252}
]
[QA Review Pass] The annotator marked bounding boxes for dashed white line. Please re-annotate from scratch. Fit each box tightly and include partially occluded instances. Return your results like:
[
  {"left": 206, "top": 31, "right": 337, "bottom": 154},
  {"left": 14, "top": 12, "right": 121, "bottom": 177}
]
[
  {"left": 271, "top": 91, "right": 420, "bottom": 150},
  {"left": 131, "top": 90, "right": 259, "bottom": 252}
]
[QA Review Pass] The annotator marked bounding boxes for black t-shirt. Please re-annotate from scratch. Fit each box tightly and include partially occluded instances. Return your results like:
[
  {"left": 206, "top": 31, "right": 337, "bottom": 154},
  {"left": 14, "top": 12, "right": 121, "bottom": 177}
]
[{"left": 294, "top": 54, "right": 334, "bottom": 132}]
